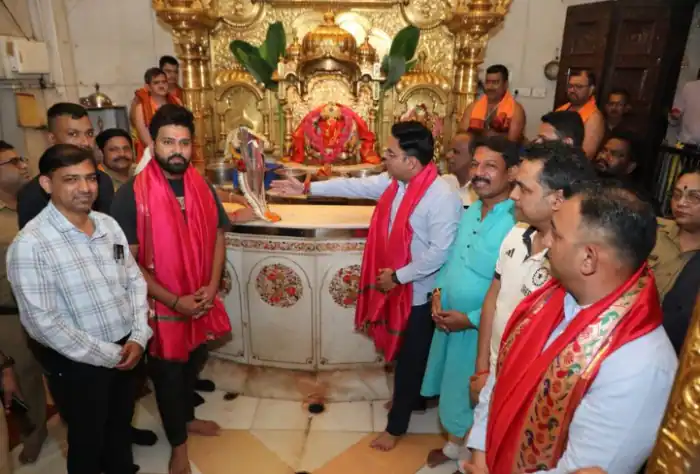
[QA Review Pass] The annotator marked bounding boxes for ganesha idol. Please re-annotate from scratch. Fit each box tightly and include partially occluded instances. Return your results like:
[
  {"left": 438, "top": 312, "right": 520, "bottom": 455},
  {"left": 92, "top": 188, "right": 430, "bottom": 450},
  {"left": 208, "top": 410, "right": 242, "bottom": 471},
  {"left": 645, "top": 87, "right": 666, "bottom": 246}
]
[{"left": 288, "top": 102, "right": 381, "bottom": 166}]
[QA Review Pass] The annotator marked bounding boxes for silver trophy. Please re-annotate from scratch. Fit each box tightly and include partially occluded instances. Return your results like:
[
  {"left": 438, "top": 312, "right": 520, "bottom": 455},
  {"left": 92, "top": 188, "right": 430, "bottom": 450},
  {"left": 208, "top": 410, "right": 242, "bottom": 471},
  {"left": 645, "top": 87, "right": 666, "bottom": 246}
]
[{"left": 236, "top": 127, "right": 279, "bottom": 222}]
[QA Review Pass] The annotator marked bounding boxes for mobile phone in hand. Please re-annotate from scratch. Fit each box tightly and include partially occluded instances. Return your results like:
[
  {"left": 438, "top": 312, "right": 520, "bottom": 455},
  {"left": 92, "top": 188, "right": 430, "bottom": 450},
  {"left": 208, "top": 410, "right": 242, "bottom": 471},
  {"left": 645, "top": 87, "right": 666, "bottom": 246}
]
[{"left": 0, "top": 389, "right": 30, "bottom": 415}]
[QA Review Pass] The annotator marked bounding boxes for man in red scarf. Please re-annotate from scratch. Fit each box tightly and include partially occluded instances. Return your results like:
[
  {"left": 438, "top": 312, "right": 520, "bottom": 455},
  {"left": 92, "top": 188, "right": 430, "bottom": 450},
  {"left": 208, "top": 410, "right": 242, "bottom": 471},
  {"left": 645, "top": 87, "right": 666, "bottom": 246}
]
[
  {"left": 271, "top": 121, "right": 463, "bottom": 451},
  {"left": 462, "top": 181, "right": 677, "bottom": 474},
  {"left": 111, "top": 104, "right": 232, "bottom": 474}
]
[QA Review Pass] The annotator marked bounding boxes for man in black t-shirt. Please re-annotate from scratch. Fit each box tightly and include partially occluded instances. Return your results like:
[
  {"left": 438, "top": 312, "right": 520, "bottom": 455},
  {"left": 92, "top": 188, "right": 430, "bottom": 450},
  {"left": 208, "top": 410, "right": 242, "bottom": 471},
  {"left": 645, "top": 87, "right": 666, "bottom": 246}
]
[
  {"left": 111, "top": 104, "right": 253, "bottom": 474},
  {"left": 18, "top": 103, "right": 115, "bottom": 229},
  {"left": 111, "top": 176, "right": 231, "bottom": 242}
]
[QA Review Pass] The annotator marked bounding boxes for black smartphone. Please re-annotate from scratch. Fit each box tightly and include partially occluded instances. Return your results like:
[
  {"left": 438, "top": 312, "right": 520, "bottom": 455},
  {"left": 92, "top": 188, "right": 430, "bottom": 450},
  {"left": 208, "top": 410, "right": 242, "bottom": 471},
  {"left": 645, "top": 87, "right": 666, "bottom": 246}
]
[{"left": 0, "top": 389, "right": 30, "bottom": 415}]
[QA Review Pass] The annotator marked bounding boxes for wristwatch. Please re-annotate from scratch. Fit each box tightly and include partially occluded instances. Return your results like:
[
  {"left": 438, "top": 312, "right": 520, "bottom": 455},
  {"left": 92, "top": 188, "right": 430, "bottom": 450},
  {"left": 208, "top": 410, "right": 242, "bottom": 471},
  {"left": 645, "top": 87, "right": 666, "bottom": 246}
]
[{"left": 391, "top": 271, "right": 401, "bottom": 285}]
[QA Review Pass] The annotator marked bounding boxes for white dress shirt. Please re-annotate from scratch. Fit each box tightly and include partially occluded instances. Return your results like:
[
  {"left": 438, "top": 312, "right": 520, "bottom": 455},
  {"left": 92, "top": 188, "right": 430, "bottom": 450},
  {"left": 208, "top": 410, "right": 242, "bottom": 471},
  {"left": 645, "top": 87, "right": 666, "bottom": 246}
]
[
  {"left": 467, "top": 293, "right": 677, "bottom": 474},
  {"left": 441, "top": 174, "right": 477, "bottom": 207},
  {"left": 7, "top": 202, "right": 151, "bottom": 368},
  {"left": 311, "top": 172, "right": 463, "bottom": 305}
]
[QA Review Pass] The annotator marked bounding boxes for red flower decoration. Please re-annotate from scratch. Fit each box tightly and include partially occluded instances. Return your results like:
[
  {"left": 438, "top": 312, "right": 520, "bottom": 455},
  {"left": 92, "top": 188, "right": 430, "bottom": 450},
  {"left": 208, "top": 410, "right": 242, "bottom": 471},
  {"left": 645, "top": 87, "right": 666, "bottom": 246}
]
[
  {"left": 236, "top": 159, "right": 247, "bottom": 173},
  {"left": 286, "top": 287, "right": 296, "bottom": 296}
]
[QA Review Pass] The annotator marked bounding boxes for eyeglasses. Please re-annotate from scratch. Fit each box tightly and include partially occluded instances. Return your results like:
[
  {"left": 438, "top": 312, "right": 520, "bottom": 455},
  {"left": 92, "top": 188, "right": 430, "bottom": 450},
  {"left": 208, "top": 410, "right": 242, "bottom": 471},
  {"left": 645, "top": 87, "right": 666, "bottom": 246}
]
[
  {"left": 567, "top": 84, "right": 590, "bottom": 91},
  {"left": 0, "top": 156, "right": 28, "bottom": 167},
  {"left": 671, "top": 189, "right": 700, "bottom": 206}
]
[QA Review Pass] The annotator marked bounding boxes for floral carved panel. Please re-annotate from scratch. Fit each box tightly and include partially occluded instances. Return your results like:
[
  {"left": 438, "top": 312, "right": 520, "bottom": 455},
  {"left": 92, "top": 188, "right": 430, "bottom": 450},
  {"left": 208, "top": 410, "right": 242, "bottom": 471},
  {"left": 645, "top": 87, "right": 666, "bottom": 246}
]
[
  {"left": 328, "top": 264, "right": 361, "bottom": 308},
  {"left": 255, "top": 263, "right": 303, "bottom": 307}
]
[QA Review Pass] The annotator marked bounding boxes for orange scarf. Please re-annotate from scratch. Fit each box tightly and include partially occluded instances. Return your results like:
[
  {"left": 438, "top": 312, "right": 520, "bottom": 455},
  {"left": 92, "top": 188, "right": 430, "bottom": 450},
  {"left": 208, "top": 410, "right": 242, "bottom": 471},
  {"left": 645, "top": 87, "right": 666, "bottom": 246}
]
[
  {"left": 468, "top": 92, "right": 516, "bottom": 133},
  {"left": 486, "top": 265, "right": 661, "bottom": 474},
  {"left": 134, "top": 159, "right": 231, "bottom": 361},
  {"left": 355, "top": 163, "right": 438, "bottom": 361},
  {"left": 133, "top": 87, "right": 182, "bottom": 162},
  {"left": 556, "top": 97, "right": 598, "bottom": 123}
]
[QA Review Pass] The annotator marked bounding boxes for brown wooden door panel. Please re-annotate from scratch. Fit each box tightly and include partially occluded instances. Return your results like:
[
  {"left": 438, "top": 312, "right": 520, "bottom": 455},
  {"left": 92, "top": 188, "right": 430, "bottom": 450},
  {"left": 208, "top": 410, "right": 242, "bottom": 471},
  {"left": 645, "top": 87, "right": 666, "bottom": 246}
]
[
  {"left": 554, "top": 1, "right": 615, "bottom": 109},
  {"left": 603, "top": 5, "right": 670, "bottom": 136}
]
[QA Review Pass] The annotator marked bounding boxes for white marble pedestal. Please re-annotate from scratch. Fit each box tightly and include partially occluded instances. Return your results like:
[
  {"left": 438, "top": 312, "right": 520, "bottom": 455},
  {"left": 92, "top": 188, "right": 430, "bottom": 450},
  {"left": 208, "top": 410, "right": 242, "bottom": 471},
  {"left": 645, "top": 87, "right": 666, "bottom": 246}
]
[{"left": 210, "top": 204, "right": 390, "bottom": 401}]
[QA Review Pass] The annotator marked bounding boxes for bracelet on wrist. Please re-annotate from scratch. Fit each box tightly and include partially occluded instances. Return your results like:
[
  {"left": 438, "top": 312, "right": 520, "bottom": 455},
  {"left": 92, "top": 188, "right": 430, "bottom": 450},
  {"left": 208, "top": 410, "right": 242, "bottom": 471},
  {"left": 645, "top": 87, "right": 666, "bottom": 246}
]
[
  {"left": 171, "top": 296, "right": 180, "bottom": 310},
  {"left": 474, "top": 370, "right": 489, "bottom": 377}
]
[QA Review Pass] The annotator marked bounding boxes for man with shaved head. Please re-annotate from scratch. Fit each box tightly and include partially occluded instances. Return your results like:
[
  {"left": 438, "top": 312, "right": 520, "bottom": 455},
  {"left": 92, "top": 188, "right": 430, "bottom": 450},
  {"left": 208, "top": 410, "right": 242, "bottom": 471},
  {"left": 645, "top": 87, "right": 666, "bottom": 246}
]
[{"left": 442, "top": 129, "right": 480, "bottom": 207}]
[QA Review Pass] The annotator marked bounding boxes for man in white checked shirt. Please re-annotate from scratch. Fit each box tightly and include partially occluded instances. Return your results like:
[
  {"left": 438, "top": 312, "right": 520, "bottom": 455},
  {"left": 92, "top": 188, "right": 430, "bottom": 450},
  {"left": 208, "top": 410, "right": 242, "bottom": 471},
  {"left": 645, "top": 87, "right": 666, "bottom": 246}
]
[{"left": 6, "top": 144, "right": 151, "bottom": 474}]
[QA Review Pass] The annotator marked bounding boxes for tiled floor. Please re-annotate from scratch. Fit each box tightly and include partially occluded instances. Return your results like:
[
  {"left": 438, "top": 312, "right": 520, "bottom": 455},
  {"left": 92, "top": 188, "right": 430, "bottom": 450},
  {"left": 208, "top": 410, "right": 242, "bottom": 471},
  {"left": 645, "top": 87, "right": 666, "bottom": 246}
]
[{"left": 11, "top": 390, "right": 459, "bottom": 474}]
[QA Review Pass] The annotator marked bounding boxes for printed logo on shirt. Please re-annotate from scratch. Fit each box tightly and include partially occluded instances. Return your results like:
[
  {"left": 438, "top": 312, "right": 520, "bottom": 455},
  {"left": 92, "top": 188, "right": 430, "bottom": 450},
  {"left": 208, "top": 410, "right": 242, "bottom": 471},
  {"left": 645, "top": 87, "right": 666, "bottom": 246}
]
[
  {"left": 532, "top": 267, "right": 550, "bottom": 288},
  {"left": 176, "top": 196, "right": 186, "bottom": 211},
  {"left": 505, "top": 248, "right": 515, "bottom": 258}
]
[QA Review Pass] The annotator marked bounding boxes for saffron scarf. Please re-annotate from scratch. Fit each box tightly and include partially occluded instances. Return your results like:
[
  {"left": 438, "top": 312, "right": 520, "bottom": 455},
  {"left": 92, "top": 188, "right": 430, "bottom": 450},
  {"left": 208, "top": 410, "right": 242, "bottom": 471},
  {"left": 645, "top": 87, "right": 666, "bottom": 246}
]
[
  {"left": 133, "top": 87, "right": 182, "bottom": 162},
  {"left": 355, "top": 163, "right": 438, "bottom": 361},
  {"left": 556, "top": 96, "right": 598, "bottom": 123},
  {"left": 486, "top": 265, "right": 661, "bottom": 474},
  {"left": 134, "top": 158, "right": 231, "bottom": 361},
  {"left": 468, "top": 91, "right": 516, "bottom": 133}
]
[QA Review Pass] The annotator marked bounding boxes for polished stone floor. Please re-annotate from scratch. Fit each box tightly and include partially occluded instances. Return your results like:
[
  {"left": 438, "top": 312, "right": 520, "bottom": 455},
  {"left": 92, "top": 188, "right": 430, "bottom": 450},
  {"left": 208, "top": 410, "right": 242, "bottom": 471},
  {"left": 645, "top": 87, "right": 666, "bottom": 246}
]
[{"left": 10, "top": 360, "right": 459, "bottom": 474}]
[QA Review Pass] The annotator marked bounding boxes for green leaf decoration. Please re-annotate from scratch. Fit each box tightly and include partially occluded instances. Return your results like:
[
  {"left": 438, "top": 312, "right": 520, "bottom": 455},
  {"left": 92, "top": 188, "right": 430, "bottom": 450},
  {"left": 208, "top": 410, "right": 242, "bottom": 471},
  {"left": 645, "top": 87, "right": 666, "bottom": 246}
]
[
  {"left": 389, "top": 25, "right": 420, "bottom": 61},
  {"left": 260, "top": 22, "right": 286, "bottom": 69},
  {"left": 382, "top": 55, "right": 406, "bottom": 91},
  {"left": 229, "top": 40, "right": 275, "bottom": 89},
  {"left": 381, "top": 55, "right": 389, "bottom": 73}
]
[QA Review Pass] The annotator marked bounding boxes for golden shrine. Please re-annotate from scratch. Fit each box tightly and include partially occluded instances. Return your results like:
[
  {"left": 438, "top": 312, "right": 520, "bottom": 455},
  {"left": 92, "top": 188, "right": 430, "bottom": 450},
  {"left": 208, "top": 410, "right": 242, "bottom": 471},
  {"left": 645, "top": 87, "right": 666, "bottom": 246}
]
[
  {"left": 151, "top": 5, "right": 700, "bottom": 471},
  {"left": 151, "top": 0, "right": 513, "bottom": 173}
]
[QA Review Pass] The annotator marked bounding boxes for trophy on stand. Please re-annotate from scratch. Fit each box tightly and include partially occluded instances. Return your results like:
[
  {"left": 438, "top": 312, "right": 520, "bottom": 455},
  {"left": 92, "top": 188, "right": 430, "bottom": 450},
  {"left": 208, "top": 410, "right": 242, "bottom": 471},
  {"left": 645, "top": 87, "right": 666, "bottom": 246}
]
[{"left": 235, "top": 127, "right": 281, "bottom": 223}]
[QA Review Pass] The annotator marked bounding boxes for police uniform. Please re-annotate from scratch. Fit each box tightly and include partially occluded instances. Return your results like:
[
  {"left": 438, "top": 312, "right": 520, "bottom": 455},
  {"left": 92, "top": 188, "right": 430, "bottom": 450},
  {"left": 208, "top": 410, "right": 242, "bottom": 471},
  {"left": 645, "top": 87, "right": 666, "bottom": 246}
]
[
  {"left": 648, "top": 218, "right": 698, "bottom": 301},
  {"left": 0, "top": 200, "right": 47, "bottom": 451}
]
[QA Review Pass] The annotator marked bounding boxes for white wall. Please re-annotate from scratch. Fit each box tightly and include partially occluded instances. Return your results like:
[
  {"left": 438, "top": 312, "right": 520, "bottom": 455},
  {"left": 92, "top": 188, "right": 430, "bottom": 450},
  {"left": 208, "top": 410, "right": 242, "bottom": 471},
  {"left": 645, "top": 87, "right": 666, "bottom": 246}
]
[{"left": 64, "top": 0, "right": 174, "bottom": 107}]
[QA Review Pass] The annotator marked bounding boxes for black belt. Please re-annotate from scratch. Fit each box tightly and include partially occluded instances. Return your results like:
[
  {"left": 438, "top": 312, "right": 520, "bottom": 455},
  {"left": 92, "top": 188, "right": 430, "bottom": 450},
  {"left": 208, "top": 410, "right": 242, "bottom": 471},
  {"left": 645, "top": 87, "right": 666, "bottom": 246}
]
[{"left": 0, "top": 306, "right": 18, "bottom": 315}]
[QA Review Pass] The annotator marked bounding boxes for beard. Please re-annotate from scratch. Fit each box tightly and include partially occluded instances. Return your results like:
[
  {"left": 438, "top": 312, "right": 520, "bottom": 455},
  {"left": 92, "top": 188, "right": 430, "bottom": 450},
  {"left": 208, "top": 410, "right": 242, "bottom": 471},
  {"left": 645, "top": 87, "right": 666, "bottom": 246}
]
[{"left": 155, "top": 151, "right": 190, "bottom": 175}]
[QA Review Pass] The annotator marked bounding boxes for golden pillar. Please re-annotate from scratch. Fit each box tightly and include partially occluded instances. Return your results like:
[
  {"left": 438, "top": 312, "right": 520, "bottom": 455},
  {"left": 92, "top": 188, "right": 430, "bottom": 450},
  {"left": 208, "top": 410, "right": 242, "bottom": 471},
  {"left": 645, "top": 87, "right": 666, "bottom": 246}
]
[
  {"left": 444, "top": 0, "right": 512, "bottom": 123},
  {"left": 152, "top": 0, "right": 218, "bottom": 173},
  {"left": 646, "top": 294, "right": 700, "bottom": 474}
]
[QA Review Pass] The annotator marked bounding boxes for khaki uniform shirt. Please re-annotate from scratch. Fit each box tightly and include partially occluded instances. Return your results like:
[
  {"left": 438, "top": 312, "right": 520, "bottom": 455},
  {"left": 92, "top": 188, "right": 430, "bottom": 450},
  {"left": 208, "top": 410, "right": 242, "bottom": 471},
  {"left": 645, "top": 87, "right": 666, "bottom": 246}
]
[
  {"left": 0, "top": 201, "right": 19, "bottom": 308},
  {"left": 102, "top": 166, "right": 130, "bottom": 191},
  {"left": 649, "top": 218, "right": 698, "bottom": 301}
]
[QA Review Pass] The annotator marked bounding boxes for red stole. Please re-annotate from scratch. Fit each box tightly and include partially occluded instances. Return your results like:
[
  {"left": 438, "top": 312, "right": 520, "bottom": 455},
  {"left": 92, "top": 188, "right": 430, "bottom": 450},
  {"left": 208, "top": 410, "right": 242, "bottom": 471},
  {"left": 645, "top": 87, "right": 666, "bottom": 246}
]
[
  {"left": 486, "top": 265, "right": 661, "bottom": 473},
  {"left": 133, "top": 88, "right": 182, "bottom": 162},
  {"left": 355, "top": 163, "right": 438, "bottom": 361},
  {"left": 134, "top": 160, "right": 231, "bottom": 361}
]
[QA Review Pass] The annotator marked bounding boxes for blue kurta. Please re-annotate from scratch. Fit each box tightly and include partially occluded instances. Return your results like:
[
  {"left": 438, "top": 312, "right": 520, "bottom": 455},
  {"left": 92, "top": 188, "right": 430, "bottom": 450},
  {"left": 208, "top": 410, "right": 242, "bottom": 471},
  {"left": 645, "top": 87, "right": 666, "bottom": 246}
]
[{"left": 420, "top": 199, "right": 516, "bottom": 437}]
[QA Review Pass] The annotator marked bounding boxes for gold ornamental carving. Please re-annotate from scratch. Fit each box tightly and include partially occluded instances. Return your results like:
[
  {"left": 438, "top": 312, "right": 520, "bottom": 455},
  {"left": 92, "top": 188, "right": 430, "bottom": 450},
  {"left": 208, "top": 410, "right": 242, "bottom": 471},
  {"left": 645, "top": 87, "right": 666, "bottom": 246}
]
[
  {"left": 154, "top": 0, "right": 513, "bottom": 168},
  {"left": 647, "top": 293, "right": 700, "bottom": 474},
  {"left": 445, "top": 0, "right": 513, "bottom": 121}
]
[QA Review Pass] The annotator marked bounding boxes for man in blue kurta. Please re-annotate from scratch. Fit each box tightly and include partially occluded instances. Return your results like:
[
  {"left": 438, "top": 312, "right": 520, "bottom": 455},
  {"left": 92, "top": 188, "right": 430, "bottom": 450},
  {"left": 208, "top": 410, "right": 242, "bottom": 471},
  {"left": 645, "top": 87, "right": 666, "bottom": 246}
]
[{"left": 421, "top": 135, "right": 519, "bottom": 469}]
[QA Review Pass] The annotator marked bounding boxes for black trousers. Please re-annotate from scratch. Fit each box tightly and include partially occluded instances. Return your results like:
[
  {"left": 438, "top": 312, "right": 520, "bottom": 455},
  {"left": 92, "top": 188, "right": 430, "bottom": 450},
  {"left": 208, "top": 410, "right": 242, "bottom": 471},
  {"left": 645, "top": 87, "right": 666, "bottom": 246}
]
[
  {"left": 386, "top": 302, "right": 434, "bottom": 436},
  {"left": 147, "top": 344, "right": 208, "bottom": 447},
  {"left": 32, "top": 338, "right": 136, "bottom": 474}
]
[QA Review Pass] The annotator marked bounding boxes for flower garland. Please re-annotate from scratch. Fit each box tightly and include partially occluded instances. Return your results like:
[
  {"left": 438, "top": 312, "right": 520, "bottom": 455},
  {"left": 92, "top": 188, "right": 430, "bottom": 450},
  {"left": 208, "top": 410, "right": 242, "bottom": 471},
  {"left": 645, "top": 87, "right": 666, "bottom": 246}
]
[{"left": 302, "top": 105, "right": 356, "bottom": 164}]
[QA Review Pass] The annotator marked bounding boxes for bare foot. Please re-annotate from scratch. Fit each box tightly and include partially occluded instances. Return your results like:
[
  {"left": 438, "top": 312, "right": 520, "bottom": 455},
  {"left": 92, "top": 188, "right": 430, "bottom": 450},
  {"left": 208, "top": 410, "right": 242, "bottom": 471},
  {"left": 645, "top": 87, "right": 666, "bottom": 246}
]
[
  {"left": 427, "top": 448, "right": 451, "bottom": 467},
  {"left": 187, "top": 419, "right": 221, "bottom": 436},
  {"left": 370, "top": 431, "right": 399, "bottom": 451},
  {"left": 169, "top": 445, "right": 192, "bottom": 474},
  {"left": 383, "top": 400, "right": 392, "bottom": 410}
]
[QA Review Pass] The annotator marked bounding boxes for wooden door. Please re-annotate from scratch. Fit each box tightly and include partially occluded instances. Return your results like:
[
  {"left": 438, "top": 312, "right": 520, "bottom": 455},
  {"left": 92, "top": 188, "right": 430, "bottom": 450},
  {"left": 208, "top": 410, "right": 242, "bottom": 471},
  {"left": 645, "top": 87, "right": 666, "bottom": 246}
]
[
  {"left": 554, "top": 2, "right": 615, "bottom": 109},
  {"left": 601, "top": 4, "right": 671, "bottom": 137}
]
